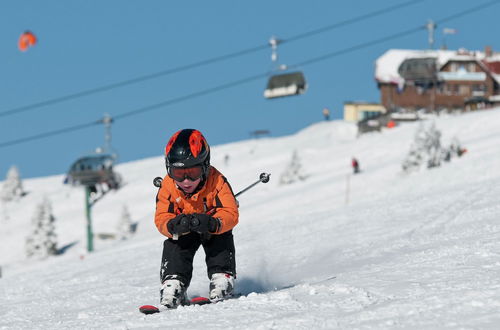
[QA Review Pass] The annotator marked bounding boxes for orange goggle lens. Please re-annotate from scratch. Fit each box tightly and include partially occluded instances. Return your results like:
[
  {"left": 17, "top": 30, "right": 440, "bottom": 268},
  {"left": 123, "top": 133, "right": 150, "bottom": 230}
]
[{"left": 169, "top": 166, "right": 203, "bottom": 182}]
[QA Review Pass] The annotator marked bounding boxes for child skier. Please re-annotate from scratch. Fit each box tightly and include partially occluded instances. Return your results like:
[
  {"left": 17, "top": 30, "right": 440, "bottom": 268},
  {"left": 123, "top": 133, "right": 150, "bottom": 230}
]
[{"left": 154, "top": 129, "right": 239, "bottom": 309}]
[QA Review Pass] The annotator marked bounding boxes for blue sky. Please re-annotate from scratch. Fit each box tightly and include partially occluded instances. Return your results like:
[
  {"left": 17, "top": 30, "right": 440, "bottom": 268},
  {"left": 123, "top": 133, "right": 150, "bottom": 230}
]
[{"left": 1, "top": 0, "right": 499, "bottom": 179}]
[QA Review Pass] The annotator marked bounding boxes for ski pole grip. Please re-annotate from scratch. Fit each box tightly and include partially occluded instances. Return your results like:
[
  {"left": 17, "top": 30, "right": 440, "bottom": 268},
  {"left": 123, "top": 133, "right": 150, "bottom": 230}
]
[
  {"left": 153, "top": 177, "right": 163, "bottom": 188},
  {"left": 259, "top": 172, "right": 271, "bottom": 183}
]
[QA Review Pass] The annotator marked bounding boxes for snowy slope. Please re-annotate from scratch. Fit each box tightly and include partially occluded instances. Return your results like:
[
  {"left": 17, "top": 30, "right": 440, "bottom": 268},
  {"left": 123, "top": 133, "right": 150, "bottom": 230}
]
[{"left": 1, "top": 109, "right": 500, "bottom": 329}]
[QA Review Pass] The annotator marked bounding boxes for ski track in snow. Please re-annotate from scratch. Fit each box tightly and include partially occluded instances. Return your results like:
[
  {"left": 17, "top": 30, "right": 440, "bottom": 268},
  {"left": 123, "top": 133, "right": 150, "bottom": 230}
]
[{"left": 2, "top": 109, "right": 500, "bottom": 329}]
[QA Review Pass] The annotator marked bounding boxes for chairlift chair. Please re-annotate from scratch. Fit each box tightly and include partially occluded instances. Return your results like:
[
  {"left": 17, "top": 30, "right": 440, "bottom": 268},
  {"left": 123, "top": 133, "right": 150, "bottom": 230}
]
[
  {"left": 264, "top": 36, "right": 307, "bottom": 99},
  {"left": 264, "top": 71, "right": 307, "bottom": 99},
  {"left": 66, "top": 154, "right": 121, "bottom": 189}
]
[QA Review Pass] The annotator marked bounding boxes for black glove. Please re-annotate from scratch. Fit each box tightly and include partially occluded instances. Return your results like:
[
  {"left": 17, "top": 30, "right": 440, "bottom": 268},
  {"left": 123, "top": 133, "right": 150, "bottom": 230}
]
[
  {"left": 189, "top": 213, "right": 221, "bottom": 234},
  {"left": 167, "top": 214, "right": 191, "bottom": 236}
]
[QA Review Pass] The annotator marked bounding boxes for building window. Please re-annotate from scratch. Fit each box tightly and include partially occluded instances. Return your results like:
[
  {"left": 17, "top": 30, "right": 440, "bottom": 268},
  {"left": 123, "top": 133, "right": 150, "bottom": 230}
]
[
  {"left": 445, "top": 84, "right": 459, "bottom": 95},
  {"left": 472, "top": 84, "right": 487, "bottom": 96},
  {"left": 359, "top": 111, "right": 381, "bottom": 121},
  {"left": 459, "top": 85, "right": 470, "bottom": 95}
]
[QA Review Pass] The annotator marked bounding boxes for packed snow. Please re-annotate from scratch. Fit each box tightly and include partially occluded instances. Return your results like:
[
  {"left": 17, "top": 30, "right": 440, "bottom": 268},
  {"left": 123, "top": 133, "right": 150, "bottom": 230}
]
[{"left": 1, "top": 108, "right": 500, "bottom": 329}]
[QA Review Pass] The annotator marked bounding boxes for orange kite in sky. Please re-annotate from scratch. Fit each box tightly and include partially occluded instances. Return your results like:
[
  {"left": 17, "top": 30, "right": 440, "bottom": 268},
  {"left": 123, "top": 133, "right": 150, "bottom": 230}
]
[{"left": 18, "top": 31, "right": 37, "bottom": 52}]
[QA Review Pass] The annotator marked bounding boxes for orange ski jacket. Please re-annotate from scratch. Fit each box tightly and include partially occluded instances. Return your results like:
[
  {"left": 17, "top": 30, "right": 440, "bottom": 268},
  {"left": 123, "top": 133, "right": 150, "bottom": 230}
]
[{"left": 155, "top": 166, "right": 239, "bottom": 238}]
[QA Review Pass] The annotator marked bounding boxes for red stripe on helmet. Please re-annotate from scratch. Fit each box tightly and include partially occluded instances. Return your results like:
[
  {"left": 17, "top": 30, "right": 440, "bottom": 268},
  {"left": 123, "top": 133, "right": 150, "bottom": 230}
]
[
  {"left": 189, "top": 130, "right": 205, "bottom": 158},
  {"left": 165, "top": 130, "right": 181, "bottom": 156}
]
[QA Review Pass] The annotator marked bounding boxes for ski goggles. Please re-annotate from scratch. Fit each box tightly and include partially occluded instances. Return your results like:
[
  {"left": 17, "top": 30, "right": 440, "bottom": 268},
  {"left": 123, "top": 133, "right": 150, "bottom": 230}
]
[{"left": 168, "top": 165, "right": 203, "bottom": 182}]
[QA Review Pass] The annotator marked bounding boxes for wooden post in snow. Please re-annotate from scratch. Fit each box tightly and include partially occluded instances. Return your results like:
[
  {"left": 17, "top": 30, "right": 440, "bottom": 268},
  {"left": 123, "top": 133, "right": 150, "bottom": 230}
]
[{"left": 345, "top": 174, "right": 351, "bottom": 205}]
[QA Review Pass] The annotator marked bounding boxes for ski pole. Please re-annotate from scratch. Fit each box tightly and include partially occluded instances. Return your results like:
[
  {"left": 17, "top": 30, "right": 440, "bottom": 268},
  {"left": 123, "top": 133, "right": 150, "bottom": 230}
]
[
  {"left": 201, "top": 172, "right": 269, "bottom": 217},
  {"left": 153, "top": 172, "right": 271, "bottom": 196},
  {"left": 234, "top": 172, "right": 270, "bottom": 197}
]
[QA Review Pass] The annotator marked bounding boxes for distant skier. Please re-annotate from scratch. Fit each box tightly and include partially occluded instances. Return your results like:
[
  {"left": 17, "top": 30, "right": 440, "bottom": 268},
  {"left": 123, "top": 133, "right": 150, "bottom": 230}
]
[
  {"left": 154, "top": 129, "right": 239, "bottom": 309},
  {"left": 352, "top": 157, "right": 360, "bottom": 174},
  {"left": 322, "top": 107, "right": 330, "bottom": 121}
]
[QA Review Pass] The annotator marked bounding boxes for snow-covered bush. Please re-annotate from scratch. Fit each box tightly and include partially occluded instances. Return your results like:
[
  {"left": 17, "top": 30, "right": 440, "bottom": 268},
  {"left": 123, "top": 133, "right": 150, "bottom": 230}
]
[
  {"left": 1, "top": 165, "right": 24, "bottom": 202},
  {"left": 279, "top": 150, "right": 308, "bottom": 185},
  {"left": 424, "top": 123, "right": 443, "bottom": 168},
  {"left": 402, "top": 123, "right": 444, "bottom": 172},
  {"left": 402, "top": 123, "right": 466, "bottom": 173},
  {"left": 25, "top": 197, "right": 58, "bottom": 259},
  {"left": 116, "top": 205, "right": 133, "bottom": 240},
  {"left": 449, "top": 137, "right": 466, "bottom": 158}
]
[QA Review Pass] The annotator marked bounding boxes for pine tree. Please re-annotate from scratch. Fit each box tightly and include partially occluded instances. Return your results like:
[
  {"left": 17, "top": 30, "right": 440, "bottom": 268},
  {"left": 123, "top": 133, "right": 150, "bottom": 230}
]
[
  {"left": 1, "top": 165, "right": 24, "bottom": 202},
  {"left": 402, "top": 123, "right": 444, "bottom": 172},
  {"left": 425, "top": 123, "right": 442, "bottom": 168},
  {"left": 279, "top": 150, "right": 308, "bottom": 185},
  {"left": 116, "top": 205, "right": 133, "bottom": 240},
  {"left": 25, "top": 197, "right": 58, "bottom": 259}
]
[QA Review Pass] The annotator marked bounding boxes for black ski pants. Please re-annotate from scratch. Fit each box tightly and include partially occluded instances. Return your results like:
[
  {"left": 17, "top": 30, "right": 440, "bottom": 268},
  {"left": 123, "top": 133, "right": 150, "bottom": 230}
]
[{"left": 160, "top": 230, "right": 236, "bottom": 287}]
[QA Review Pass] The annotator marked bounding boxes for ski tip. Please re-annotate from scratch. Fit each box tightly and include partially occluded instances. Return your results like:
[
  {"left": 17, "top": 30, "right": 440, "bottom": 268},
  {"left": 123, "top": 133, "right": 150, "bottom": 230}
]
[
  {"left": 139, "top": 305, "right": 160, "bottom": 314},
  {"left": 190, "top": 296, "right": 211, "bottom": 305}
]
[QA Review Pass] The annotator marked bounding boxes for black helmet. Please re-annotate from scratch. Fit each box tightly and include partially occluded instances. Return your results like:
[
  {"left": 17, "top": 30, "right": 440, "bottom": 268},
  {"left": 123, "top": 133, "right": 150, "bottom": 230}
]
[{"left": 165, "top": 129, "right": 210, "bottom": 177}]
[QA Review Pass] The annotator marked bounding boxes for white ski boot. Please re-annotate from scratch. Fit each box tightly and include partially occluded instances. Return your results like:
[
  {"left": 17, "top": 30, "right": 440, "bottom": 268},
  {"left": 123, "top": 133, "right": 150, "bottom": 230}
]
[
  {"left": 160, "top": 277, "right": 188, "bottom": 309},
  {"left": 209, "top": 273, "right": 234, "bottom": 302}
]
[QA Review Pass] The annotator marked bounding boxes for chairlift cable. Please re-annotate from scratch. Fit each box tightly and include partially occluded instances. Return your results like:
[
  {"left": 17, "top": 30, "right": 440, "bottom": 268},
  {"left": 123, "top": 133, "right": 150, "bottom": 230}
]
[
  {"left": 114, "top": 72, "right": 268, "bottom": 120},
  {"left": 0, "top": 0, "right": 423, "bottom": 119},
  {"left": 0, "top": 120, "right": 100, "bottom": 148},
  {"left": 281, "top": 0, "right": 424, "bottom": 45},
  {"left": 291, "top": 26, "right": 425, "bottom": 69},
  {"left": 433, "top": 0, "right": 500, "bottom": 25},
  {"left": 289, "top": 0, "right": 500, "bottom": 69},
  {"left": 0, "top": 73, "right": 269, "bottom": 148}
]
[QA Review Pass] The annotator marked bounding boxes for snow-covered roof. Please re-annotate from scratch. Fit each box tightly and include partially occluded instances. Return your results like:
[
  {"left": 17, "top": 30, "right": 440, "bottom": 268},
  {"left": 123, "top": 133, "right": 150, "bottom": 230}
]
[
  {"left": 485, "top": 53, "right": 500, "bottom": 62},
  {"left": 375, "top": 48, "right": 489, "bottom": 84}
]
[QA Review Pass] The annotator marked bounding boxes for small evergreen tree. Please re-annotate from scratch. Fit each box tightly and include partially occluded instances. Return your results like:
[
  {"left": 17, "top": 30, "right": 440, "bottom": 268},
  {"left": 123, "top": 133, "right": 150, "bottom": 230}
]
[
  {"left": 25, "top": 197, "right": 58, "bottom": 259},
  {"left": 402, "top": 123, "right": 444, "bottom": 172},
  {"left": 116, "top": 205, "right": 133, "bottom": 240},
  {"left": 279, "top": 150, "right": 308, "bottom": 185},
  {"left": 425, "top": 123, "right": 442, "bottom": 168},
  {"left": 1, "top": 165, "right": 24, "bottom": 202}
]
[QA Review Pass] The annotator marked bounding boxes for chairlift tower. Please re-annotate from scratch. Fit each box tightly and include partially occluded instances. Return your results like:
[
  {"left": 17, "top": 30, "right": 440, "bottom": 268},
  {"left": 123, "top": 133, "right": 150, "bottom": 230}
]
[
  {"left": 97, "top": 113, "right": 115, "bottom": 156},
  {"left": 65, "top": 113, "right": 121, "bottom": 253},
  {"left": 426, "top": 19, "right": 436, "bottom": 49},
  {"left": 81, "top": 113, "right": 116, "bottom": 252},
  {"left": 102, "top": 113, "right": 113, "bottom": 153}
]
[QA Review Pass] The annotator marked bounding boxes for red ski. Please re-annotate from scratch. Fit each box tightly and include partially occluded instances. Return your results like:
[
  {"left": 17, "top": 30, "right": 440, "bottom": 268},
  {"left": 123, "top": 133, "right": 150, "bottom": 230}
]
[
  {"left": 139, "top": 297, "right": 212, "bottom": 314},
  {"left": 139, "top": 305, "right": 161, "bottom": 315},
  {"left": 189, "top": 296, "right": 212, "bottom": 305}
]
